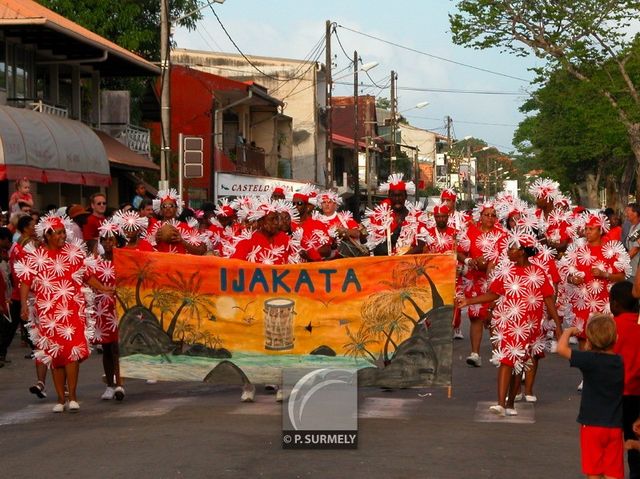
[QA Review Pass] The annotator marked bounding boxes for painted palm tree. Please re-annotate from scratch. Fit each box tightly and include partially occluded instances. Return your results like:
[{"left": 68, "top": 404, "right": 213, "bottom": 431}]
[
  {"left": 343, "top": 325, "right": 378, "bottom": 363},
  {"left": 360, "top": 287, "right": 428, "bottom": 363},
  {"left": 119, "top": 257, "right": 156, "bottom": 307},
  {"left": 115, "top": 286, "right": 135, "bottom": 311},
  {"left": 145, "top": 288, "right": 178, "bottom": 329},
  {"left": 394, "top": 256, "right": 445, "bottom": 308},
  {"left": 174, "top": 320, "right": 196, "bottom": 345},
  {"left": 165, "top": 270, "right": 216, "bottom": 340}
]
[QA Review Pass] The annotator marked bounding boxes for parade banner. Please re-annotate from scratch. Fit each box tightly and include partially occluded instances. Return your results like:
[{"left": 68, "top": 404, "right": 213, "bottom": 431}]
[{"left": 114, "top": 249, "right": 456, "bottom": 388}]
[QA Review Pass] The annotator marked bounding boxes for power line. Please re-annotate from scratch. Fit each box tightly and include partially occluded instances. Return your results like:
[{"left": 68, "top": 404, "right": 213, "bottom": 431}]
[
  {"left": 209, "top": 6, "right": 320, "bottom": 82},
  {"left": 332, "top": 24, "right": 355, "bottom": 65},
  {"left": 334, "top": 81, "right": 524, "bottom": 95},
  {"left": 336, "top": 24, "right": 530, "bottom": 83},
  {"left": 405, "top": 114, "right": 519, "bottom": 127}
]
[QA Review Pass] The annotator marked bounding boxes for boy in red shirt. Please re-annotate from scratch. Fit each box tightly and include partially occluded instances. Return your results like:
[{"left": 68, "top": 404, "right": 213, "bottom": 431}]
[{"left": 610, "top": 281, "right": 640, "bottom": 478}]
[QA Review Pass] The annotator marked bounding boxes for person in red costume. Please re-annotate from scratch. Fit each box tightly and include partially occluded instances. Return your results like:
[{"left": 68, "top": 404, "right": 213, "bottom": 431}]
[
  {"left": 363, "top": 173, "right": 425, "bottom": 256},
  {"left": 458, "top": 201, "right": 508, "bottom": 367},
  {"left": 16, "top": 213, "right": 113, "bottom": 413},
  {"left": 147, "top": 188, "right": 205, "bottom": 255},
  {"left": 559, "top": 213, "right": 630, "bottom": 348},
  {"left": 289, "top": 185, "right": 331, "bottom": 262},
  {"left": 231, "top": 198, "right": 293, "bottom": 265},
  {"left": 457, "top": 228, "right": 562, "bottom": 417}
]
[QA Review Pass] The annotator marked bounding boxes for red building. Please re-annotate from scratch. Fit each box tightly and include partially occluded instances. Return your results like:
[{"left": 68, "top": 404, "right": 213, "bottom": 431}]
[{"left": 148, "top": 65, "right": 291, "bottom": 207}]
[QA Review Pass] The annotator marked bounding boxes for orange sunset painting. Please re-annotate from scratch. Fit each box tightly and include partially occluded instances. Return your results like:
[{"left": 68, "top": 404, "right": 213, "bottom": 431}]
[{"left": 114, "top": 249, "right": 456, "bottom": 388}]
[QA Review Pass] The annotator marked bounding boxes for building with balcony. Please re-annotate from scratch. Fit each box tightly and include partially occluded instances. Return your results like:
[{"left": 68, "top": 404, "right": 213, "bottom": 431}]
[
  {"left": 0, "top": 0, "right": 159, "bottom": 209},
  {"left": 171, "top": 49, "right": 326, "bottom": 185},
  {"left": 144, "top": 64, "right": 293, "bottom": 206}
]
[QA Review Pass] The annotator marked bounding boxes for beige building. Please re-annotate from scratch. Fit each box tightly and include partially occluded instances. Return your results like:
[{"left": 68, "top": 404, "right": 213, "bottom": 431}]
[{"left": 172, "top": 49, "right": 327, "bottom": 184}]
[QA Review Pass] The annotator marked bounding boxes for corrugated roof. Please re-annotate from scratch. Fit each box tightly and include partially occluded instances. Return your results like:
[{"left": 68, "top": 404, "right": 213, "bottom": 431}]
[{"left": 0, "top": 0, "right": 159, "bottom": 75}]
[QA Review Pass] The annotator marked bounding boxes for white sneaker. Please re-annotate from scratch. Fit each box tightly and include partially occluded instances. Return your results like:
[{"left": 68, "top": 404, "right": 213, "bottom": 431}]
[
  {"left": 68, "top": 400, "right": 80, "bottom": 412},
  {"left": 577, "top": 380, "right": 583, "bottom": 392},
  {"left": 489, "top": 405, "right": 505, "bottom": 416},
  {"left": 240, "top": 384, "right": 255, "bottom": 402},
  {"left": 101, "top": 386, "right": 115, "bottom": 400},
  {"left": 52, "top": 403, "right": 64, "bottom": 413},
  {"left": 524, "top": 395, "right": 537, "bottom": 403},
  {"left": 453, "top": 328, "right": 464, "bottom": 340},
  {"left": 514, "top": 393, "right": 524, "bottom": 402},
  {"left": 466, "top": 352, "right": 482, "bottom": 367},
  {"left": 505, "top": 408, "right": 518, "bottom": 416}
]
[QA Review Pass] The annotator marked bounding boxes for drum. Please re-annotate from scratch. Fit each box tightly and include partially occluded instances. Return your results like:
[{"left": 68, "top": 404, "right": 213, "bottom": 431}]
[{"left": 263, "top": 298, "right": 296, "bottom": 350}]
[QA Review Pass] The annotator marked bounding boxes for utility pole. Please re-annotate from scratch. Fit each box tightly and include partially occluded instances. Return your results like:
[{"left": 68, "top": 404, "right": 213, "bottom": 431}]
[
  {"left": 159, "top": 0, "right": 170, "bottom": 190},
  {"left": 414, "top": 146, "right": 419, "bottom": 199},
  {"left": 365, "top": 138, "right": 372, "bottom": 207},
  {"left": 390, "top": 70, "right": 396, "bottom": 173},
  {"left": 353, "top": 50, "right": 360, "bottom": 217},
  {"left": 325, "top": 20, "right": 333, "bottom": 188},
  {"left": 446, "top": 115, "right": 453, "bottom": 189}
]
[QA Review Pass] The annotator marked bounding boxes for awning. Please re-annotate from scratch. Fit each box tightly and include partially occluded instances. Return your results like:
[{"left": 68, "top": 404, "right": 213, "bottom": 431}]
[
  {"left": 331, "top": 133, "right": 381, "bottom": 152},
  {"left": 94, "top": 130, "right": 159, "bottom": 171},
  {"left": 0, "top": 105, "right": 110, "bottom": 186}
]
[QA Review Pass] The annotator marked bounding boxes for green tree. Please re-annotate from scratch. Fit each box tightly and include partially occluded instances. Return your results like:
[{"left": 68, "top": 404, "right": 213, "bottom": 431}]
[
  {"left": 513, "top": 67, "right": 634, "bottom": 207},
  {"left": 450, "top": 1, "right": 640, "bottom": 196}
]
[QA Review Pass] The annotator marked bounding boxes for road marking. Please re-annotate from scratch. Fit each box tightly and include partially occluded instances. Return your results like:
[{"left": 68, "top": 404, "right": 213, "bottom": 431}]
[
  {"left": 105, "top": 397, "right": 193, "bottom": 418},
  {"left": 358, "top": 397, "right": 422, "bottom": 419},
  {"left": 474, "top": 401, "right": 535, "bottom": 424},
  {"left": 0, "top": 403, "right": 51, "bottom": 426}
]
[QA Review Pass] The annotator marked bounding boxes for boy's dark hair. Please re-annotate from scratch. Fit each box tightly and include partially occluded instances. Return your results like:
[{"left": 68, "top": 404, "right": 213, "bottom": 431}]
[
  {"left": 586, "top": 314, "right": 617, "bottom": 351},
  {"left": 610, "top": 281, "right": 639, "bottom": 314},
  {"left": 16, "top": 214, "right": 34, "bottom": 233},
  {"left": 138, "top": 198, "right": 153, "bottom": 211}
]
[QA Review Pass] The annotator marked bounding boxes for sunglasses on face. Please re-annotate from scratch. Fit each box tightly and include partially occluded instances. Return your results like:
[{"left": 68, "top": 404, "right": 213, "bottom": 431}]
[{"left": 95, "top": 202, "right": 106, "bottom": 206}]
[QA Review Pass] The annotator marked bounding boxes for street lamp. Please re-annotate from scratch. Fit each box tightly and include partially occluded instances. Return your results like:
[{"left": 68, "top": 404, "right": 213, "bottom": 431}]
[
  {"left": 160, "top": 0, "right": 226, "bottom": 190},
  {"left": 353, "top": 51, "right": 378, "bottom": 217}
]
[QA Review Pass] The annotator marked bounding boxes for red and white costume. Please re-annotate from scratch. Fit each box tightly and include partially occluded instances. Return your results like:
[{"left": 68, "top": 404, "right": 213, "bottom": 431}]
[
  {"left": 488, "top": 258, "right": 555, "bottom": 373},
  {"left": 459, "top": 204, "right": 507, "bottom": 320},
  {"left": 15, "top": 215, "right": 95, "bottom": 368},
  {"left": 558, "top": 214, "right": 631, "bottom": 335}
]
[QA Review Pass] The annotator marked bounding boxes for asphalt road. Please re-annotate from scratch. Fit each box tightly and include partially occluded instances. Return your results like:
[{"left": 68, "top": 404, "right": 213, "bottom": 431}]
[{"left": 0, "top": 325, "right": 589, "bottom": 479}]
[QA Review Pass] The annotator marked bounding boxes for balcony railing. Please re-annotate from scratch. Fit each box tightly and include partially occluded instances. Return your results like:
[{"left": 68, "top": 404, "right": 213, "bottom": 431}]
[
  {"left": 30, "top": 99, "right": 68, "bottom": 118},
  {"left": 235, "top": 144, "right": 268, "bottom": 176},
  {"left": 116, "top": 124, "right": 151, "bottom": 155},
  {"left": 100, "top": 123, "right": 151, "bottom": 156}
]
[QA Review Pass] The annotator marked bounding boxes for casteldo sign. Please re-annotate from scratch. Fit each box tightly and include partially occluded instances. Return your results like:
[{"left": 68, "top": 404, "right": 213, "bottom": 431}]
[{"left": 214, "top": 172, "right": 317, "bottom": 200}]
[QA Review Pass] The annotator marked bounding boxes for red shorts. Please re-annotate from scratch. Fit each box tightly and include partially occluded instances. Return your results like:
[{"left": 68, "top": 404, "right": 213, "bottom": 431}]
[{"left": 580, "top": 425, "right": 624, "bottom": 479}]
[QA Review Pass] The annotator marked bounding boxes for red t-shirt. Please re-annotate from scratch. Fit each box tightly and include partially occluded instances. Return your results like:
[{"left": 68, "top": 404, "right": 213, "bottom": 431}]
[
  {"left": 83, "top": 214, "right": 105, "bottom": 240},
  {"left": 613, "top": 312, "right": 640, "bottom": 396}
]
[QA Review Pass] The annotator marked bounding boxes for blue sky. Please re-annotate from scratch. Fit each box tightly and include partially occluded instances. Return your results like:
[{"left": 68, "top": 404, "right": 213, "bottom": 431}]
[{"left": 174, "top": 0, "right": 543, "bottom": 152}]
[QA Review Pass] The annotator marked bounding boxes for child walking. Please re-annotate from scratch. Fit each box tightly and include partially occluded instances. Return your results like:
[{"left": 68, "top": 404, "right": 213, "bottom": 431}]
[{"left": 558, "top": 314, "right": 624, "bottom": 479}]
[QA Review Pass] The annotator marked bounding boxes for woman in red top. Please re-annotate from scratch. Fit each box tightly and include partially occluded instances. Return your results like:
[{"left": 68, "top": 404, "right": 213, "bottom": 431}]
[
  {"left": 457, "top": 228, "right": 562, "bottom": 416},
  {"left": 458, "top": 202, "right": 507, "bottom": 367},
  {"left": 17, "top": 213, "right": 113, "bottom": 413}
]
